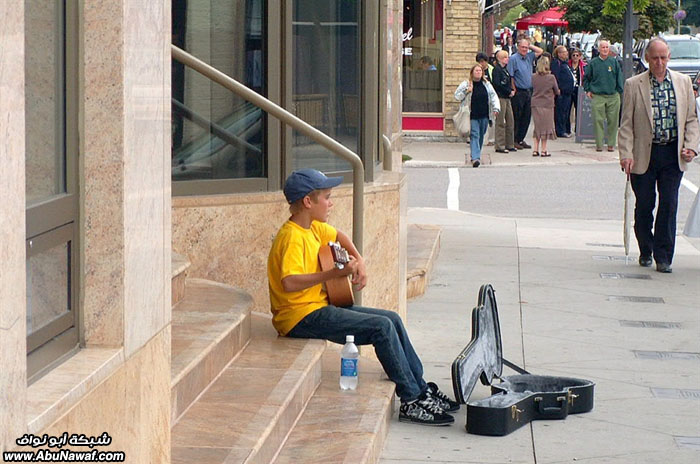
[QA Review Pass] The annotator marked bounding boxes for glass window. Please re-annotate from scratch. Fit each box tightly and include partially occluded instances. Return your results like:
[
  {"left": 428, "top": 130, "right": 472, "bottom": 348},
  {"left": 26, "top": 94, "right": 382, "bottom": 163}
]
[
  {"left": 27, "top": 241, "right": 70, "bottom": 338},
  {"left": 172, "top": 0, "right": 266, "bottom": 181},
  {"left": 25, "top": 0, "right": 66, "bottom": 206},
  {"left": 402, "top": 0, "right": 443, "bottom": 113},
  {"left": 292, "top": 0, "right": 359, "bottom": 172},
  {"left": 668, "top": 40, "right": 700, "bottom": 60},
  {"left": 25, "top": 0, "right": 79, "bottom": 382}
]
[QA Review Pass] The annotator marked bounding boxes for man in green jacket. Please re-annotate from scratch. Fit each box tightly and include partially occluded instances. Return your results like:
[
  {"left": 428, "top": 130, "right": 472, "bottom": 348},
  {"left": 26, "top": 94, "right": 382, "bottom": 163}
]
[{"left": 583, "top": 39, "right": 624, "bottom": 151}]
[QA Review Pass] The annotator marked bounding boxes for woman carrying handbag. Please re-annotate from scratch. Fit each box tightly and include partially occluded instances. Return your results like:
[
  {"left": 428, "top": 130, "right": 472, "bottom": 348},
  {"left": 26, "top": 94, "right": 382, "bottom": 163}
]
[{"left": 454, "top": 64, "right": 500, "bottom": 168}]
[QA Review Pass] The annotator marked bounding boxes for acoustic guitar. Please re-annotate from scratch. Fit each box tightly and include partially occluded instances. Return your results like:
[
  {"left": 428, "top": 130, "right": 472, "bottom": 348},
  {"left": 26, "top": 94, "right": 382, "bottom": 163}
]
[{"left": 318, "top": 241, "right": 355, "bottom": 307}]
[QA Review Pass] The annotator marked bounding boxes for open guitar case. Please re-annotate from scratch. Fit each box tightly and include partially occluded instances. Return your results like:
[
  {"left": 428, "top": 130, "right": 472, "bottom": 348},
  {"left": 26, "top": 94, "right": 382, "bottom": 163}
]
[{"left": 451, "top": 284, "right": 595, "bottom": 436}]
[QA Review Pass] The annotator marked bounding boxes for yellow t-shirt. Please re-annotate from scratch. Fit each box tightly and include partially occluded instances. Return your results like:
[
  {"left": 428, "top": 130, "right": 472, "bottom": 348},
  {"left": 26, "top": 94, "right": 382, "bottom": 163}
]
[{"left": 267, "top": 219, "right": 337, "bottom": 335}]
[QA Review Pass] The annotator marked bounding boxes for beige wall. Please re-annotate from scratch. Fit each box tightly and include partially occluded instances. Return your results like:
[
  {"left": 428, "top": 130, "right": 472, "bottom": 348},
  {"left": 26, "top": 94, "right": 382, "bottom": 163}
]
[
  {"left": 0, "top": 0, "right": 28, "bottom": 453},
  {"left": 172, "top": 171, "right": 407, "bottom": 320},
  {"left": 1, "top": 0, "right": 172, "bottom": 455},
  {"left": 444, "top": 0, "right": 482, "bottom": 136},
  {"left": 36, "top": 330, "right": 171, "bottom": 462}
]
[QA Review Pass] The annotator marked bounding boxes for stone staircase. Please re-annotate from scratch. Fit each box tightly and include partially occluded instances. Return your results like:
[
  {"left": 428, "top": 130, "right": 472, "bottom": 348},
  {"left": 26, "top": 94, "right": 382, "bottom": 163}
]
[{"left": 169, "top": 253, "right": 395, "bottom": 464}]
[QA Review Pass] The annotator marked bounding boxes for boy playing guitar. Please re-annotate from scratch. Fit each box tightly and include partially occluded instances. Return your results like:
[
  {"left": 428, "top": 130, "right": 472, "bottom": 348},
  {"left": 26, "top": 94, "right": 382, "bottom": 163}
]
[{"left": 267, "top": 169, "right": 459, "bottom": 426}]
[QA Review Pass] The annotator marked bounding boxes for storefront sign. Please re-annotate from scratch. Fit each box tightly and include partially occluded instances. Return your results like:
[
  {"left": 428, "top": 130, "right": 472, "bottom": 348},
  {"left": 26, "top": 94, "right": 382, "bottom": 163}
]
[{"left": 402, "top": 26, "right": 413, "bottom": 55}]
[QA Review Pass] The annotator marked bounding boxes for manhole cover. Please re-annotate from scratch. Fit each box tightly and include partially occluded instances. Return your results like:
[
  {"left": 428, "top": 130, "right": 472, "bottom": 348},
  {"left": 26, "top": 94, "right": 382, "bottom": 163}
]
[
  {"left": 600, "top": 273, "right": 651, "bottom": 280},
  {"left": 608, "top": 296, "right": 665, "bottom": 303},
  {"left": 675, "top": 437, "right": 700, "bottom": 450},
  {"left": 651, "top": 388, "right": 700, "bottom": 400},
  {"left": 586, "top": 242, "right": 624, "bottom": 248},
  {"left": 620, "top": 320, "right": 682, "bottom": 329},
  {"left": 634, "top": 350, "right": 700, "bottom": 361},
  {"left": 592, "top": 255, "right": 631, "bottom": 261}
]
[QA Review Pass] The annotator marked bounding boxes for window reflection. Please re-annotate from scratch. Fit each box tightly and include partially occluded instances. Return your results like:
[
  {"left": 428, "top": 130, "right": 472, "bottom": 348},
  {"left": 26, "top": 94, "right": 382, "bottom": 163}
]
[
  {"left": 27, "top": 242, "right": 70, "bottom": 335},
  {"left": 292, "top": 0, "right": 359, "bottom": 172},
  {"left": 172, "top": 0, "right": 266, "bottom": 181},
  {"left": 402, "top": 0, "right": 443, "bottom": 113},
  {"left": 25, "top": 0, "right": 66, "bottom": 205}
]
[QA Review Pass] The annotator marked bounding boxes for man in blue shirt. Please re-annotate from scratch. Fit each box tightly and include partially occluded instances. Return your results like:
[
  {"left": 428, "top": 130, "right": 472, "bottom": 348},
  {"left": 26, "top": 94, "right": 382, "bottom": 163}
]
[{"left": 507, "top": 38, "right": 543, "bottom": 149}]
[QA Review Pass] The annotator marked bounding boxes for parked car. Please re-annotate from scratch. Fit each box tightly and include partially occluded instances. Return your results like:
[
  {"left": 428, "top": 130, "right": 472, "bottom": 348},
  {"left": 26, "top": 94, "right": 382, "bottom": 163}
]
[{"left": 634, "top": 35, "right": 700, "bottom": 77}]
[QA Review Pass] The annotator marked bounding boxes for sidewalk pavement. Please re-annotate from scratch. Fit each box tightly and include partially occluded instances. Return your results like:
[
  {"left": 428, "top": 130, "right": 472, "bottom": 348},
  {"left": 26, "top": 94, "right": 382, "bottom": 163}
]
[
  {"left": 403, "top": 133, "right": 619, "bottom": 167},
  {"left": 381, "top": 208, "right": 700, "bottom": 464}
]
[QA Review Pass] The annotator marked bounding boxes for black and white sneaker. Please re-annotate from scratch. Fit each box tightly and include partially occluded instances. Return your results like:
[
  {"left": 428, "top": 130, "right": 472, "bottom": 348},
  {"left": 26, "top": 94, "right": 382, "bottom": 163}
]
[
  {"left": 399, "top": 395, "right": 454, "bottom": 426},
  {"left": 427, "top": 382, "right": 461, "bottom": 413}
]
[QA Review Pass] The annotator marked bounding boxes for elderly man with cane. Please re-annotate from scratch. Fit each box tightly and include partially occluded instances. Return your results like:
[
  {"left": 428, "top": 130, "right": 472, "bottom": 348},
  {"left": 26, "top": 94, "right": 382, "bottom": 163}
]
[{"left": 618, "top": 37, "right": 699, "bottom": 273}]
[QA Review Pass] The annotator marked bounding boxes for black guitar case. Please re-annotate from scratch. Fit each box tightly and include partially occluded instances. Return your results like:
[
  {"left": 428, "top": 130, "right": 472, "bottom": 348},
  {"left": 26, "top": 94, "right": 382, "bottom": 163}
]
[{"left": 451, "top": 284, "right": 595, "bottom": 436}]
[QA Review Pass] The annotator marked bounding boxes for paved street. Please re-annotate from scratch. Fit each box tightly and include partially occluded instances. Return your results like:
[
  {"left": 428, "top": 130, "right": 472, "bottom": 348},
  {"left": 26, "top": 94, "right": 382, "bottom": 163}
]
[{"left": 380, "top": 136, "right": 700, "bottom": 463}]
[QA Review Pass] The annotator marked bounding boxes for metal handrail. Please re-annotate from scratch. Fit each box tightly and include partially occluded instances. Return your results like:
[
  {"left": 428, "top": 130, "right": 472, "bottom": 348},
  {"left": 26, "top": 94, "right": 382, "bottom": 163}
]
[
  {"left": 381, "top": 134, "right": 392, "bottom": 170},
  {"left": 171, "top": 45, "right": 365, "bottom": 301}
]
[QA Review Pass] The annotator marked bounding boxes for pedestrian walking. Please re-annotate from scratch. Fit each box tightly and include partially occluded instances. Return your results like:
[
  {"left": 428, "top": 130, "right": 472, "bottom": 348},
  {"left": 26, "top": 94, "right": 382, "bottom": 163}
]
[
  {"left": 531, "top": 57, "right": 560, "bottom": 157},
  {"left": 507, "top": 37, "right": 544, "bottom": 150},
  {"left": 491, "top": 50, "right": 516, "bottom": 153},
  {"left": 477, "top": 52, "right": 496, "bottom": 147},
  {"left": 583, "top": 39, "right": 624, "bottom": 152},
  {"left": 618, "top": 37, "right": 699, "bottom": 273},
  {"left": 568, "top": 48, "right": 585, "bottom": 134},
  {"left": 454, "top": 65, "right": 500, "bottom": 168},
  {"left": 551, "top": 45, "right": 575, "bottom": 137}
]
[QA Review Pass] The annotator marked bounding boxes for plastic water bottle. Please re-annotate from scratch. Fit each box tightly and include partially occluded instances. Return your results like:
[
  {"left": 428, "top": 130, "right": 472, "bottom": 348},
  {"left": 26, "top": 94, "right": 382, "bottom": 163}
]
[{"left": 340, "top": 335, "right": 359, "bottom": 390}]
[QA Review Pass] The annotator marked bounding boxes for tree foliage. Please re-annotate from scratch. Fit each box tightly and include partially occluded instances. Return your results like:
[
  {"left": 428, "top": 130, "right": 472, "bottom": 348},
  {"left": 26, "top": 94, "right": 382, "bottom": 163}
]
[
  {"left": 521, "top": 0, "right": 558, "bottom": 15},
  {"left": 560, "top": 0, "right": 675, "bottom": 43},
  {"left": 684, "top": 0, "right": 700, "bottom": 27},
  {"left": 499, "top": 5, "right": 526, "bottom": 29}
]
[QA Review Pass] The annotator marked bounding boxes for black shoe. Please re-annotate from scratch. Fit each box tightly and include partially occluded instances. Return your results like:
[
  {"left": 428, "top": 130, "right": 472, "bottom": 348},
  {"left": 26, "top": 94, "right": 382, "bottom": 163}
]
[
  {"left": 427, "top": 382, "right": 461, "bottom": 413},
  {"left": 472, "top": 160, "right": 480, "bottom": 168},
  {"left": 639, "top": 255, "right": 653, "bottom": 267},
  {"left": 514, "top": 142, "right": 524, "bottom": 150},
  {"left": 656, "top": 262, "right": 672, "bottom": 273},
  {"left": 399, "top": 395, "right": 454, "bottom": 426},
  {"left": 495, "top": 148, "right": 509, "bottom": 153},
  {"left": 508, "top": 147, "right": 517, "bottom": 152},
  {"left": 520, "top": 141, "right": 532, "bottom": 149}
]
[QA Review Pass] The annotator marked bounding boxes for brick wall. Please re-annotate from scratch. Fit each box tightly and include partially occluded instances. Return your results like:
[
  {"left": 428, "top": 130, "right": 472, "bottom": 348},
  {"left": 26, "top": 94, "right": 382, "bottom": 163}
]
[{"left": 444, "top": 0, "right": 482, "bottom": 136}]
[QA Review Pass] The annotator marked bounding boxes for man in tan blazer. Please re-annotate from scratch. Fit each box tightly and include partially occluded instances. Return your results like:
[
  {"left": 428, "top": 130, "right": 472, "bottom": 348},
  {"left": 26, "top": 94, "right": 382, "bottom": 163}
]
[{"left": 618, "top": 37, "right": 700, "bottom": 273}]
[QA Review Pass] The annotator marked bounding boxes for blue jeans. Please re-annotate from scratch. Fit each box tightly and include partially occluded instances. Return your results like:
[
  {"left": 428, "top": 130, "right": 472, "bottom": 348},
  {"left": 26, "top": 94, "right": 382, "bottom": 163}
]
[
  {"left": 287, "top": 305, "right": 428, "bottom": 402},
  {"left": 470, "top": 117, "right": 489, "bottom": 161}
]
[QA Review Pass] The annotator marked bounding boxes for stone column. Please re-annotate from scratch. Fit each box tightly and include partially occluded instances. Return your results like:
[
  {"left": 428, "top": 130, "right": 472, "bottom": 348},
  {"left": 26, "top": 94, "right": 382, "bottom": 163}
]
[
  {"left": 444, "top": 0, "right": 482, "bottom": 137},
  {"left": 0, "top": 0, "right": 27, "bottom": 452}
]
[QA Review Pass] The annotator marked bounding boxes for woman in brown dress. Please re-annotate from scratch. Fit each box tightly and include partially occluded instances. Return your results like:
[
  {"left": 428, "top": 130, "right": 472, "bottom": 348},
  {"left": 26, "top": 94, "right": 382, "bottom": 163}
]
[{"left": 531, "top": 57, "right": 560, "bottom": 157}]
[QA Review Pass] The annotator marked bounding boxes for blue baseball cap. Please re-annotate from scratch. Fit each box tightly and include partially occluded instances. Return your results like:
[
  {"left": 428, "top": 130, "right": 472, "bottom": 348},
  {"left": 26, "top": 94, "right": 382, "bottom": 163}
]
[{"left": 283, "top": 169, "right": 343, "bottom": 204}]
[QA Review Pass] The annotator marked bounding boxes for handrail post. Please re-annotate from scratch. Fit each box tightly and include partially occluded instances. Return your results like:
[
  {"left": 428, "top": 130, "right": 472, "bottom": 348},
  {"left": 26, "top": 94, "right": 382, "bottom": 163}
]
[
  {"left": 171, "top": 45, "right": 364, "bottom": 303},
  {"left": 381, "top": 134, "right": 392, "bottom": 171}
]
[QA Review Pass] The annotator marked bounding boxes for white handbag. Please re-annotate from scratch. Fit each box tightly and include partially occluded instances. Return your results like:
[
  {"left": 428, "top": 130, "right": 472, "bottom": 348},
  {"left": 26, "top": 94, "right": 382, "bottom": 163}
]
[{"left": 452, "top": 103, "right": 471, "bottom": 136}]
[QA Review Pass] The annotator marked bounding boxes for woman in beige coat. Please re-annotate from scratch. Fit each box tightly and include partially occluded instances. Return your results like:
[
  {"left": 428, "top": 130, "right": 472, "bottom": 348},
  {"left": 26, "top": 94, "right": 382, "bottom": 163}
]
[{"left": 531, "top": 57, "right": 560, "bottom": 157}]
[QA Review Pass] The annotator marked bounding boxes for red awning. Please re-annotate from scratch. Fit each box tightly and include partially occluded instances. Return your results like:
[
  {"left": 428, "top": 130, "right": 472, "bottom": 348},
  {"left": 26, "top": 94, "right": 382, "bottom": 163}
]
[{"left": 515, "top": 8, "right": 568, "bottom": 30}]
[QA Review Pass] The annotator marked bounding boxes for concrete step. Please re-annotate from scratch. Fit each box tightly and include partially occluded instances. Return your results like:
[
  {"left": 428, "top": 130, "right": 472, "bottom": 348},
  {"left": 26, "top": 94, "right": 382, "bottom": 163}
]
[
  {"left": 273, "top": 347, "right": 395, "bottom": 464},
  {"left": 406, "top": 224, "right": 441, "bottom": 299},
  {"left": 171, "top": 278, "right": 253, "bottom": 424},
  {"left": 171, "top": 314, "right": 326, "bottom": 464},
  {"left": 171, "top": 252, "right": 191, "bottom": 307}
]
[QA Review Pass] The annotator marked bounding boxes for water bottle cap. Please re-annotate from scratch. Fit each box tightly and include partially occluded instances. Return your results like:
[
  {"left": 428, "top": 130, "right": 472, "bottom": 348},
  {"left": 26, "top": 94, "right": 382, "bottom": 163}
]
[{"left": 346, "top": 335, "right": 354, "bottom": 343}]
